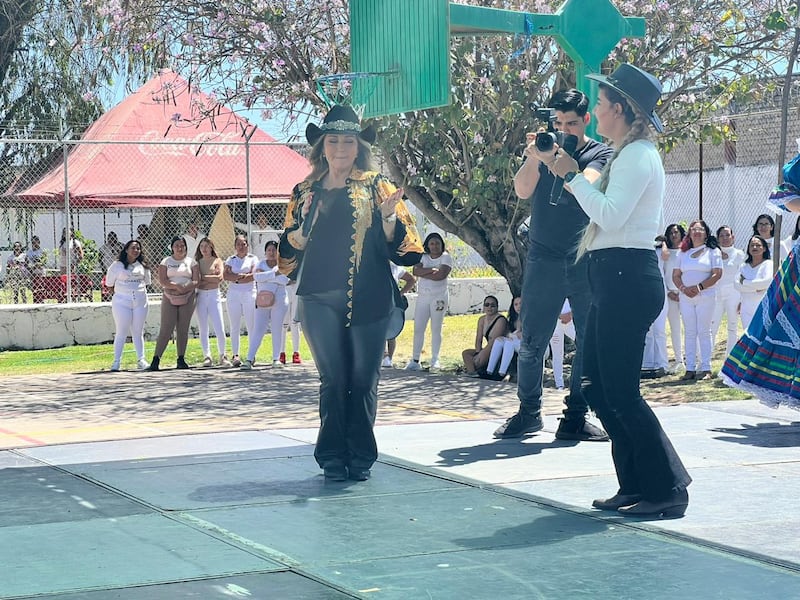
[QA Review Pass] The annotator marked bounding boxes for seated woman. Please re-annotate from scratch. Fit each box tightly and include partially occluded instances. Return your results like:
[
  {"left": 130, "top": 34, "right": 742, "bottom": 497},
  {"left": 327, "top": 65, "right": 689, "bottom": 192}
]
[
  {"left": 485, "top": 296, "right": 521, "bottom": 381},
  {"left": 461, "top": 295, "right": 508, "bottom": 377}
]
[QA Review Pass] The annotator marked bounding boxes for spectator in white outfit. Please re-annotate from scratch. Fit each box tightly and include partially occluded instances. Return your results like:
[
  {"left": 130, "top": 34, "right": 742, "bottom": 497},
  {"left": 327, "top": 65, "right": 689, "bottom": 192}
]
[
  {"left": 663, "top": 223, "right": 686, "bottom": 368},
  {"left": 223, "top": 235, "right": 258, "bottom": 367},
  {"left": 711, "top": 226, "right": 746, "bottom": 355},
  {"left": 382, "top": 264, "right": 415, "bottom": 368},
  {"left": 549, "top": 299, "right": 577, "bottom": 390},
  {"left": 405, "top": 232, "right": 452, "bottom": 371},
  {"left": 780, "top": 216, "right": 800, "bottom": 258},
  {"left": 486, "top": 296, "right": 522, "bottom": 381},
  {"left": 183, "top": 222, "right": 205, "bottom": 260},
  {"left": 106, "top": 239, "right": 151, "bottom": 371},
  {"left": 242, "top": 241, "right": 289, "bottom": 369},
  {"left": 641, "top": 236, "right": 669, "bottom": 378},
  {"left": 195, "top": 237, "right": 231, "bottom": 367},
  {"left": 735, "top": 234, "right": 773, "bottom": 330},
  {"left": 752, "top": 213, "right": 779, "bottom": 261},
  {"left": 672, "top": 219, "right": 723, "bottom": 381}
]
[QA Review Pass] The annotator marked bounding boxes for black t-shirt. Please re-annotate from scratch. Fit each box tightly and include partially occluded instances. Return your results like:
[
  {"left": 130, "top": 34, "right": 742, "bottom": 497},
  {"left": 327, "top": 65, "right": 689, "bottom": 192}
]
[
  {"left": 527, "top": 138, "right": 614, "bottom": 259},
  {"left": 297, "top": 186, "right": 352, "bottom": 294}
]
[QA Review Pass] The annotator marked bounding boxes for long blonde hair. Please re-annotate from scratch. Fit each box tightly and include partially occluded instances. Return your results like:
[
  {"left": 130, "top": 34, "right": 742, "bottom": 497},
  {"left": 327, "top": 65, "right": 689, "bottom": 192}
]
[
  {"left": 306, "top": 136, "right": 378, "bottom": 182},
  {"left": 576, "top": 86, "right": 654, "bottom": 259}
]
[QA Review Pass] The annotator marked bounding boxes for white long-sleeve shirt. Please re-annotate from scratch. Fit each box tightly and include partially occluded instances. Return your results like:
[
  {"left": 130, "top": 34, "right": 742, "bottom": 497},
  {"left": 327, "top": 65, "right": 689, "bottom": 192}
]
[
  {"left": 735, "top": 261, "right": 773, "bottom": 297},
  {"left": 569, "top": 139, "right": 665, "bottom": 251}
]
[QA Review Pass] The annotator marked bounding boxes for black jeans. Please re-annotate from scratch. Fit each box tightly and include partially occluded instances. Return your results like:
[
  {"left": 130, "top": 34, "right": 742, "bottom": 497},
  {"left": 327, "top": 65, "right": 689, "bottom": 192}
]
[
  {"left": 583, "top": 249, "right": 691, "bottom": 500},
  {"left": 517, "top": 253, "right": 592, "bottom": 420},
  {"left": 299, "top": 290, "right": 388, "bottom": 471}
]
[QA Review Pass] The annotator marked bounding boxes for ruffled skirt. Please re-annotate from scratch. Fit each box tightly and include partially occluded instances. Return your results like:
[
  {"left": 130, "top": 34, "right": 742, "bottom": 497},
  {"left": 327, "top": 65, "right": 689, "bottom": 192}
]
[{"left": 721, "top": 248, "right": 800, "bottom": 410}]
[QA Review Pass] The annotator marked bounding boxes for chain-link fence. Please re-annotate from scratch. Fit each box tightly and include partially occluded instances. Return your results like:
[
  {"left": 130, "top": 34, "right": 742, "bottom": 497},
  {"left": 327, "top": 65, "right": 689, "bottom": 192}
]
[
  {"left": 0, "top": 138, "right": 307, "bottom": 303},
  {"left": 3, "top": 105, "right": 799, "bottom": 305},
  {"left": 663, "top": 107, "right": 800, "bottom": 249}
]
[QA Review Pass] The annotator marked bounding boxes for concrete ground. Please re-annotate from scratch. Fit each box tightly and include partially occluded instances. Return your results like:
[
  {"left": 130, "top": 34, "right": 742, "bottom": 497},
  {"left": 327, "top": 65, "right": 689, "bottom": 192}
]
[{"left": 1, "top": 364, "right": 798, "bottom": 598}]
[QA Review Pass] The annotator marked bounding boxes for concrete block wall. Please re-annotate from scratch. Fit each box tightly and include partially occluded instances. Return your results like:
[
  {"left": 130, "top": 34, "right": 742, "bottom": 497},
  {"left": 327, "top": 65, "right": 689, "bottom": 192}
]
[{"left": 0, "top": 278, "right": 514, "bottom": 350}]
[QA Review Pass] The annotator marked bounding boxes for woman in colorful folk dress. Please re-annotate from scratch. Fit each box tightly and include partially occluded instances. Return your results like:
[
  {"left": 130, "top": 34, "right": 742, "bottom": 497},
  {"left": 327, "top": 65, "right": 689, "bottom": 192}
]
[{"left": 722, "top": 157, "right": 800, "bottom": 410}]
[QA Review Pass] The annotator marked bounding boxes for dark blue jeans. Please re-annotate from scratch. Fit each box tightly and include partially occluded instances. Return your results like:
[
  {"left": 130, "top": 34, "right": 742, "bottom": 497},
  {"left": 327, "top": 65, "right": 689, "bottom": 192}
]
[
  {"left": 583, "top": 249, "right": 691, "bottom": 500},
  {"left": 299, "top": 290, "right": 388, "bottom": 471},
  {"left": 517, "top": 252, "right": 592, "bottom": 420}
]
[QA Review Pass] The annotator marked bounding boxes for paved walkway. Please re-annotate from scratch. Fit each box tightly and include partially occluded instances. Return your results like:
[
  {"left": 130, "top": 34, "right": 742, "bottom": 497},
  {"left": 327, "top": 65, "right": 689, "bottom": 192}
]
[{"left": 1, "top": 366, "right": 799, "bottom": 598}]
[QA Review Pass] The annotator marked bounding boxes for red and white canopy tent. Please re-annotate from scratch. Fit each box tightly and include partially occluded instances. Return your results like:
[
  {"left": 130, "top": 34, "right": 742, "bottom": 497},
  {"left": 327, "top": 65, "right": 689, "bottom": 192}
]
[{"left": 13, "top": 70, "right": 310, "bottom": 209}]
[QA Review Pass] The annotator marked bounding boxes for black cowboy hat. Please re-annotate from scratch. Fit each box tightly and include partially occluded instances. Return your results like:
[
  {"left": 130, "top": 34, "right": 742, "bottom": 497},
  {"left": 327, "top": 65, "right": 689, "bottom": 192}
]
[
  {"left": 305, "top": 105, "right": 377, "bottom": 146},
  {"left": 586, "top": 64, "right": 664, "bottom": 133}
]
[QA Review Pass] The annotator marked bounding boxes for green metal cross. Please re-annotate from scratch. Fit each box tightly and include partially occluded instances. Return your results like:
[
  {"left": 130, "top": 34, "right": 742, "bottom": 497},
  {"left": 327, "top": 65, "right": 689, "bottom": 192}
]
[{"left": 450, "top": 0, "right": 646, "bottom": 133}]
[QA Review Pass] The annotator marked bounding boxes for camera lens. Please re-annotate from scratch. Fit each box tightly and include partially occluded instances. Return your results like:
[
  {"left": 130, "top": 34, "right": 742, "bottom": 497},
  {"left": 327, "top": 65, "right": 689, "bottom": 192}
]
[{"left": 535, "top": 131, "right": 556, "bottom": 152}]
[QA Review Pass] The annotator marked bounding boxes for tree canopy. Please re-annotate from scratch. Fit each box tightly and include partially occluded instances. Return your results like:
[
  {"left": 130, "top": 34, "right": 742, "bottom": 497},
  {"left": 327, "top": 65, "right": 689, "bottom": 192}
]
[{"left": 5, "top": 0, "right": 798, "bottom": 293}]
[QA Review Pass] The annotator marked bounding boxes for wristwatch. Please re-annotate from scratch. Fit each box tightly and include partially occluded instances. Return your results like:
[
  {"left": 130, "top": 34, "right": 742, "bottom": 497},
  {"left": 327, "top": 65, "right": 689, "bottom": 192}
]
[{"left": 564, "top": 171, "right": 578, "bottom": 182}]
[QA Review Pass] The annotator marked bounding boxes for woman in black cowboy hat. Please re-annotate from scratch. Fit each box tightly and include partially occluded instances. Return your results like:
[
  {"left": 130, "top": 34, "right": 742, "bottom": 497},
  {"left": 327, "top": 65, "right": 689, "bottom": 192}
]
[
  {"left": 279, "top": 105, "right": 423, "bottom": 481},
  {"left": 550, "top": 64, "right": 692, "bottom": 518}
]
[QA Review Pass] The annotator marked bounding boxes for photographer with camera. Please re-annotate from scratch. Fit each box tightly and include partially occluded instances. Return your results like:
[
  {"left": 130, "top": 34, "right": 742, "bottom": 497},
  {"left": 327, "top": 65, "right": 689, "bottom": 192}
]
[{"left": 494, "top": 89, "right": 613, "bottom": 441}]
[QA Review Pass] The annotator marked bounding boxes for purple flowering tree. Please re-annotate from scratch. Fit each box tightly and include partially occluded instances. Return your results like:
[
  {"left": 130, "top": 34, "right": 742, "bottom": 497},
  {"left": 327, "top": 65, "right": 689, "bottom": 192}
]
[{"left": 5, "top": 0, "right": 796, "bottom": 293}]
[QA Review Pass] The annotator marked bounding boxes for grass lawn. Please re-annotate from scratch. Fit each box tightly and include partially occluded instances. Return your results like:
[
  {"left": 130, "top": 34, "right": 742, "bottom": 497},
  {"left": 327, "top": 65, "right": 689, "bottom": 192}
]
[{"left": 0, "top": 313, "right": 754, "bottom": 404}]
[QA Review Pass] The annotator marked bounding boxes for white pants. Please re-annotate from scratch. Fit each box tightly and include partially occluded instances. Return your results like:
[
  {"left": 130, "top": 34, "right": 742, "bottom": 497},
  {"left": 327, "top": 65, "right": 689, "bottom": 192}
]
[
  {"left": 226, "top": 288, "right": 256, "bottom": 357},
  {"left": 248, "top": 287, "right": 288, "bottom": 361},
  {"left": 642, "top": 295, "right": 669, "bottom": 369},
  {"left": 711, "top": 284, "right": 740, "bottom": 356},
  {"left": 411, "top": 291, "right": 448, "bottom": 362},
  {"left": 111, "top": 290, "right": 148, "bottom": 363},
  {"left": 550, "top": 319, "right": 576, "bottom": 389},
  {"left": 680, "top": 292, "right": 715, "bottom": 371},
  {"left": 740, "top": 291, "right": 764, "bottom": 331},
  {"left": 667, "top": 297, "right": 683, "bottom": 364},
  {"left": 283, "top": 283, "right": 302, "bottom": 354},
  {"left": 196, "top": 288, "right": 227, "bottom": 357},
  {"left": 487, "top": 336, "right": 521, "bottom": 375}
]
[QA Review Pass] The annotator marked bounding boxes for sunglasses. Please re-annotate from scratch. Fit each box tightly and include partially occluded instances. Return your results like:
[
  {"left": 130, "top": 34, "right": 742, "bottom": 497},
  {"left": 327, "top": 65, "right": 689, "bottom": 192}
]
[{"left": 484, "top": 302, "right": 497, "bottom": 307}]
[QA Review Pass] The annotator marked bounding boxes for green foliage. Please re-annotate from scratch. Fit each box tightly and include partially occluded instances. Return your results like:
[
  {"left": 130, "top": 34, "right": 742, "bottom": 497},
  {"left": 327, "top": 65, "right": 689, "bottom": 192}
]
[{"left": 74, "top": 230, "right": 98, "bottom": 274}]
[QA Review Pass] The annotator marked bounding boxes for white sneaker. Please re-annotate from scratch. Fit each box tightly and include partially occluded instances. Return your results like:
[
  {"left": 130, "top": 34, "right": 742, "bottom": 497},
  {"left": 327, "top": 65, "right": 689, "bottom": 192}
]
[
  {"left": 137, "top": 358, "right": 149, "bottom": 371},
  {"left": 202, "top": 356, "right": 213, "bottom": 367},
  {"left": 429, "top": 360, "right": 441, "bottom": 371},
  {"left": 381, "top": 356, "right": 393, "bottom": 368},
  {"left": 110, "top": 361, "right": 120, "bottom": 372},
  {"left": 220, "top": 355, "right": 232, "bottom": 367},
  {"left": 272, "top": 359, "right": 282, "bottom": 367},
  {"left": 231, "top": 355, "right": 242, "bottom": 367},
  {"left": 405, "top": 360, "right": 421, "bottom": 371},
  {"left": 240, "top": 359, "right": 253, "bottom": 370}
]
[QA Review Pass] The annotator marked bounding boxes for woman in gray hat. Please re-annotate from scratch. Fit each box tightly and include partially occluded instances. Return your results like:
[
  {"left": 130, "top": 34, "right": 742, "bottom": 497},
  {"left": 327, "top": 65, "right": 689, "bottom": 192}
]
[
  {"left": 279, "top": 105, "right": 423, "bottom": 482},
  {"left": 550, "top": 64, "right": 691, "bottom": 518}
]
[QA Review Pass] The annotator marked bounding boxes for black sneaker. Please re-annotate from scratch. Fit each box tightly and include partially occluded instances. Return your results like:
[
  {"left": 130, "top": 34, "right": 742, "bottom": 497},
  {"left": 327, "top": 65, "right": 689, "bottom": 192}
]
[
  {"left": 555, "top": 418, "right": 609, "bottom": 442},
  {"left": 176, "top": 356, "right": 190, "bottom": 370},
  {"left": 493, "top": 412, "right": 544, "bottom": 439}
]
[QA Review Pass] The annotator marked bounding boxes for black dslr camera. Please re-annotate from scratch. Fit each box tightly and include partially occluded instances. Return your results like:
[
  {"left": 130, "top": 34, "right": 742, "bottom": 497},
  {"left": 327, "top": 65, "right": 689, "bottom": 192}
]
[{"left": 533, "top": 107, "right": 564, "bottom": 153}]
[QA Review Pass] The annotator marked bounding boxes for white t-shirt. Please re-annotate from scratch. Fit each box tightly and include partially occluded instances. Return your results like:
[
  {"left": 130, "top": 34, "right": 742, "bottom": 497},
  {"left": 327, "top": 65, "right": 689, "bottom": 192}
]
[
  {"left": 160, "top": 255, "right": 196, "bottom": 286},
  {"left": 225, "top": 253, "right": 259, "bottom": 293},
  {"left": 664, "top": 248, "right": 682, "bottom": 293},
  {"left": 676, "top": 246, "right": 723, "bottom": 294},
  {"left": 106, "top": 260, "right": 151, "bottom": 293},
  {"left": 416, "top": 252, "right": 452, "bottom": 295}
]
